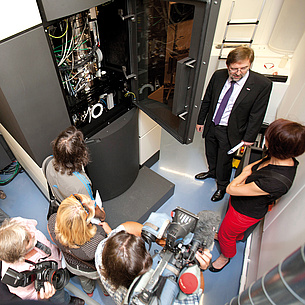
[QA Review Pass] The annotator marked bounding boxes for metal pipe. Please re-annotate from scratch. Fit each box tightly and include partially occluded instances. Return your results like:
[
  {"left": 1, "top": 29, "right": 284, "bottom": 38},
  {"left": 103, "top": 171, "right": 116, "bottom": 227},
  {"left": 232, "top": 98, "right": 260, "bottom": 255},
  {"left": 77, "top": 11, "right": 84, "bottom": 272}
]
[{"left": 226, "top": 244, "right": 305, "bottom": 305}]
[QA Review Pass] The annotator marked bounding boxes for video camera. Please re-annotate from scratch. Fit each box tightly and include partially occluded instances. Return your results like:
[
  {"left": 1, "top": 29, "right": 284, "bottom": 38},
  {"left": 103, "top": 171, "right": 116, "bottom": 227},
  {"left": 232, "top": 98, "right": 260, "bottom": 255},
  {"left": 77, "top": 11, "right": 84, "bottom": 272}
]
[
  {"left": 142, "top": 206, "right": 200, "bottom": 269},
  {"left": 128, "top": 206, "right": 220, "bottom": 305},
  {"left": 2, "top": 260, "right": 70, "bottom": 292}
]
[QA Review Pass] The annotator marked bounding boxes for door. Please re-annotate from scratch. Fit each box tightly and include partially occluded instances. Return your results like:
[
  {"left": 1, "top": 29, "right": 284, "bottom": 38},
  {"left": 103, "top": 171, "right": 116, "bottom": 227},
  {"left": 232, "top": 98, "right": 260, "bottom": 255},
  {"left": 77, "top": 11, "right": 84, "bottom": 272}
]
[{"left": 128, "top": 0, "right": 221, "bottom": 144}]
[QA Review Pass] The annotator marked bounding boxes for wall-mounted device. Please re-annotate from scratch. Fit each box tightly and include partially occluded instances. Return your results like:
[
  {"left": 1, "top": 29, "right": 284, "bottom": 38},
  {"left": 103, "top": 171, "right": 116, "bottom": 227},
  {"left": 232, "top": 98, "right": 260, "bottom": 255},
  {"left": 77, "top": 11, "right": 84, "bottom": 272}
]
[{"left": 45, "top": 3, "right": 134, "bottom": 137}]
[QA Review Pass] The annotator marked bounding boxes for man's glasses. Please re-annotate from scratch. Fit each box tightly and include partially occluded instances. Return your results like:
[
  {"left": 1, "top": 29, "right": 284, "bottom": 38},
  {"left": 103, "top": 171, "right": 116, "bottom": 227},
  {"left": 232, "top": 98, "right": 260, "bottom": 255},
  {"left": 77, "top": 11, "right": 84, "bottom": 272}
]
[{"left": 229, "top": 66, "right": 249, "bottom": 73}]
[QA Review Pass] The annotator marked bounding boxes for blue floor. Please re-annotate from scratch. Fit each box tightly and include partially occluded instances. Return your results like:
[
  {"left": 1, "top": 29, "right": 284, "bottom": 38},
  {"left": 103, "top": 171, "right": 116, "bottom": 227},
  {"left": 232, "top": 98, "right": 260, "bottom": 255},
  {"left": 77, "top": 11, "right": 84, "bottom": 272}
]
[{"left": 0, "top": 129, "right": 245, "bottom": 305}]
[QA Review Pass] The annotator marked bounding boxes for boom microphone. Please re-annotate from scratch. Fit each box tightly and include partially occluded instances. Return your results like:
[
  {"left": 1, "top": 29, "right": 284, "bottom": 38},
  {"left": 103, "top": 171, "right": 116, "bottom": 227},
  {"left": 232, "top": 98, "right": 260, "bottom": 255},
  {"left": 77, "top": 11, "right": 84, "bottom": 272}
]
[{"left": 188, "top": 210, "right": 221, "bottom": 262}]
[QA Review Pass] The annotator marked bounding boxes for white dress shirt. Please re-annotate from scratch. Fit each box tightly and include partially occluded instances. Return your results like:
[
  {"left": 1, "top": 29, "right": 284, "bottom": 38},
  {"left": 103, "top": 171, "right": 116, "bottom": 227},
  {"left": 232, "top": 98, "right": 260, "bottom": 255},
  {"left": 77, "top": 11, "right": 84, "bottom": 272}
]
[{"left": 212, "top": 70, "right": 249, "bottom": 126}]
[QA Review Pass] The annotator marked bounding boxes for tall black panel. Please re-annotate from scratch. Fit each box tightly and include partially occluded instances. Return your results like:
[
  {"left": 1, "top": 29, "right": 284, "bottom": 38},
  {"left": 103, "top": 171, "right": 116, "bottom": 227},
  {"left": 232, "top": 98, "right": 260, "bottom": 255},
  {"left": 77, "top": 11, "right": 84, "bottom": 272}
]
[
  {"left": 86, "top": 108, "right": 139, "bottom": 201},
  {"left": 0, "top": 26, "right": 71, "bottom": 165}
]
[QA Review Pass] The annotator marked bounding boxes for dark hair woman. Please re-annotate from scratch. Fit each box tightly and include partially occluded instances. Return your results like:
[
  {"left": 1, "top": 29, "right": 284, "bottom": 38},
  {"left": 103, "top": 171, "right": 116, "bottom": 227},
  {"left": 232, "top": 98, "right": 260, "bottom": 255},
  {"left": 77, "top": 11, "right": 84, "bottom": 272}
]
[
  {"left": 42, "top": 126, "right": 105, "bottom": 220},
  {"left": 101, "top": 231, "right": 152, "bottom": 289},
  {"left": 52, "top": 126, "right": 89, "bottom": 176},
  {"left": 95, "top": 223, "right": 212, "bottom": 305},
  {"left": 210, "top": 118, "right": 305, "bottom": 272}
]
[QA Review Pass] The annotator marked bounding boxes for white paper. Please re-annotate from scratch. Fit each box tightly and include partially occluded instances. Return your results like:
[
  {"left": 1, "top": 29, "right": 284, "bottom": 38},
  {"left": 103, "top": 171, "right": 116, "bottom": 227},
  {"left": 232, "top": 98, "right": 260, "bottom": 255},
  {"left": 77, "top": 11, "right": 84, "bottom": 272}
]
[
  {"left": 95, "top": 190, "right": 102, "bottom": 208},
  {"left": 227, "top": 141, "right": 244, "bottom": 155},
  {"left": 91, "top": 190, "right": 103, "bottom": 224}
]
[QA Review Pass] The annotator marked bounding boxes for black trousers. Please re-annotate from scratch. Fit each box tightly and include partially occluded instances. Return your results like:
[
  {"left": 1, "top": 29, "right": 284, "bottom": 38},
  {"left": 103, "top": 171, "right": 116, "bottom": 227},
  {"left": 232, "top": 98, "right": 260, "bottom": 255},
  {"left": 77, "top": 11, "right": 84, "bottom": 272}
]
[{"left": 205, "top": 123, "right": 234, "bottom": 190}]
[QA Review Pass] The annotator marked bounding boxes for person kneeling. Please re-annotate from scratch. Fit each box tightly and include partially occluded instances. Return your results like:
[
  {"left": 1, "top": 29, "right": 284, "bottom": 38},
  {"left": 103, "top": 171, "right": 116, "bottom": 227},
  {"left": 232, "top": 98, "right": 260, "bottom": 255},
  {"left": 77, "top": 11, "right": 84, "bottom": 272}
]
[{"left": 95, "top": 222, "right": 211, "bottom": 305}]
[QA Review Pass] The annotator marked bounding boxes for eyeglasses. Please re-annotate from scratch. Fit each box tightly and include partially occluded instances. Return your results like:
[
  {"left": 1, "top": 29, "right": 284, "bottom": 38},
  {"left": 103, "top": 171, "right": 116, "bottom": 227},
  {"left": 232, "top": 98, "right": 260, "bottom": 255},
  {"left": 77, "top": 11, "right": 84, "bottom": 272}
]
[
  {"left": 70, "top": 194, "right": 90, "bottom": 219},
  {"left": 229, "top": 66, "right": 249, "bottom": 73}
]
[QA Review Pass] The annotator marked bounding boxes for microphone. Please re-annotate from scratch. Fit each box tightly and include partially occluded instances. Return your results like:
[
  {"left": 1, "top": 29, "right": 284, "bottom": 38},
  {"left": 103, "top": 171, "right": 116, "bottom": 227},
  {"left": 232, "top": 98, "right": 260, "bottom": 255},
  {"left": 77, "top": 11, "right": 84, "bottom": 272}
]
[{"left": 188, "top": 210, "right": 221, "bottom": 262}]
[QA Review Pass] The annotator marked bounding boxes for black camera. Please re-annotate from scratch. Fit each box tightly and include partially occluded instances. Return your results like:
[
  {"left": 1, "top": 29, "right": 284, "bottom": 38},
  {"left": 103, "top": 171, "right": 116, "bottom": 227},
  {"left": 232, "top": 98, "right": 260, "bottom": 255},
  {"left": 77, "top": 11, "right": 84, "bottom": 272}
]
[
  {"left": 142, "top": 207, "right": 200, "bottom": 268},
  {"left": 2, "top": 260, "right": 70, "bottom": 291}
]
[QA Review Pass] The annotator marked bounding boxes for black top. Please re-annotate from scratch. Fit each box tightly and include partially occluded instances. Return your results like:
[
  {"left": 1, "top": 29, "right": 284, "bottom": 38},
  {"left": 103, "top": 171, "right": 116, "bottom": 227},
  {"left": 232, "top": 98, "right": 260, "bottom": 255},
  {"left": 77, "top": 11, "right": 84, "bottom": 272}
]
[{"left": 231, "top": 157, "right": 298, "bottom": 219}]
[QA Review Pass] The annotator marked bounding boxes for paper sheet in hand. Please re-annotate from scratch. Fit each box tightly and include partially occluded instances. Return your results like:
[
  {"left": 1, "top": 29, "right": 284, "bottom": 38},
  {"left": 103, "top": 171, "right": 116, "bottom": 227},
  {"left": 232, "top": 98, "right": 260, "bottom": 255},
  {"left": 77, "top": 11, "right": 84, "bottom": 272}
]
[
  {"left": 91, "top": 190, "right": 103, "bottom": 224},
  {"left": 227, "top": 141, "right": 244, "bottom": 155},
  {"left": 95, "top": 190, "right": 102, "bottom": 208}
]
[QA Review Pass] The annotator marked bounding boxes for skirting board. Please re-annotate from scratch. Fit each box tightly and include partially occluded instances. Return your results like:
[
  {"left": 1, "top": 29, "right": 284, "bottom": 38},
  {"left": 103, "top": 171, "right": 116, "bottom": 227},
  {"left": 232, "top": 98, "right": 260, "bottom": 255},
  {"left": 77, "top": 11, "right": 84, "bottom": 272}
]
[{"left": 103, "top": 166, "right": 175, "bottom": 228}]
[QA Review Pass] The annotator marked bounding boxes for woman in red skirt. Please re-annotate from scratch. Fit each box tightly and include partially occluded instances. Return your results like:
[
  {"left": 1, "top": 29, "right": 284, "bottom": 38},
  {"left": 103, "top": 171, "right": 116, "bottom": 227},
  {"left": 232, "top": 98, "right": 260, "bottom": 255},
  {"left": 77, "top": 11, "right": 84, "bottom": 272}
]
[{"left": 209, "top": 119, "right": 305, "bottom": 272}]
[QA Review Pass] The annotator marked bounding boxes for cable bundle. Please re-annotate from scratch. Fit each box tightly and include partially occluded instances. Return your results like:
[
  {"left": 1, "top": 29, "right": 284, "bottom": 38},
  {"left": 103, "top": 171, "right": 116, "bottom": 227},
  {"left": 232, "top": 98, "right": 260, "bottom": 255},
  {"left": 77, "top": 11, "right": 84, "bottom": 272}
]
[{"left": 0, "top": 160, "right": 22, "bottom": 185}]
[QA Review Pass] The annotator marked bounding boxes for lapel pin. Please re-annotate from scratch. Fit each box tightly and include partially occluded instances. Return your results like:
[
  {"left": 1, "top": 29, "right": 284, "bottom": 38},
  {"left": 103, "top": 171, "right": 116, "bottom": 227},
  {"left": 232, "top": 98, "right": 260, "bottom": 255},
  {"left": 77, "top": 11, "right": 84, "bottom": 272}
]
[{"left": 246, "top": 88, "right": 251, "bottom": 91}]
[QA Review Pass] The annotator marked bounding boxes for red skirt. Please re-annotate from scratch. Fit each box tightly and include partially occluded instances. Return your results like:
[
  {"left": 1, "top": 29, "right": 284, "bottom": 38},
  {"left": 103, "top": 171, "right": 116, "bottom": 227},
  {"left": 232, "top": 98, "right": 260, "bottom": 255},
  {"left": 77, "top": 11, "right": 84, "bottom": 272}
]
[{"left": 218, "top": 200, "right": 262, "bottom": 258}]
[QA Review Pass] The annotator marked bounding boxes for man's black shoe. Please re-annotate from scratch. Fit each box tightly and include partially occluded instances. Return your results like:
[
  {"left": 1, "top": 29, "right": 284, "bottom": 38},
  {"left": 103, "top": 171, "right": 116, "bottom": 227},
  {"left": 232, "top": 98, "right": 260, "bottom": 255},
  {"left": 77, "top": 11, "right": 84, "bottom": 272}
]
[
  {"left": 211, "top": 189, "right": 226, "bottom": 202},
  {"left": 195, "top": 172, "right": 215, "bottom": 180},
  {"left": 69, "top": 296, "right": 85, "bottom": 305}
]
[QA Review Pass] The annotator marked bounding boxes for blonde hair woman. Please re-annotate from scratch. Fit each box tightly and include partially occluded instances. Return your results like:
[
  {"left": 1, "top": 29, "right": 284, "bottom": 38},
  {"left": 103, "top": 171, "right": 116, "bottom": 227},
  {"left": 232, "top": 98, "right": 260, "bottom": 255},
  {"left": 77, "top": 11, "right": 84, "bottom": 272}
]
[{"left": 47, "top": 194, "right": 111, "bottom": 297}]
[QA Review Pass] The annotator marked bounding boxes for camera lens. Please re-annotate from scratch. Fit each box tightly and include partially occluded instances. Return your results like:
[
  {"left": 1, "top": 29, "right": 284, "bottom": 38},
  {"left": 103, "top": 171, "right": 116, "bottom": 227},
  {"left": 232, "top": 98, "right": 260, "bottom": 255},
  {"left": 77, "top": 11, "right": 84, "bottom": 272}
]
[{"left": 45, "top": 268, "right": 70, "bottom": 290}]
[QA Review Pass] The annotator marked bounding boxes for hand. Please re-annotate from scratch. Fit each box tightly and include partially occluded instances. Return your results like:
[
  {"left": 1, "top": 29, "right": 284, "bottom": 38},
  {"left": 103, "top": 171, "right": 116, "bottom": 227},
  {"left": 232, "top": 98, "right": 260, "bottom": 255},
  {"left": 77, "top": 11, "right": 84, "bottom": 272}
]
[
  {"left": 196, "top": 124, "right": 204, "bottom": 132},
  {"left": 37, "top": 282, "right": 56, "bottom": 300},
  {"left": 95, "top": 206, "right": 106, "bottom": 221},
  {"left": 195, "top": 249, "right": 212, "bottom": 270},
  {"left": 99, "top": 221, "right": 112, "bottom": 235},
  {"left": 242, "top": 141, "right": 254, "bottom": 146},
  {"left": 156, "top": 238, "right": 166, "bottom": 247}
]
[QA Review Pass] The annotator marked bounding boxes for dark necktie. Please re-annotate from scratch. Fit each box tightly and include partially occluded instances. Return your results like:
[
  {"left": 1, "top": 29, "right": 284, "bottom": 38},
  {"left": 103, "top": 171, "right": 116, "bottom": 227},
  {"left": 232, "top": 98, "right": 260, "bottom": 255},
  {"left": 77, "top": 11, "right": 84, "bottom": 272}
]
[{"left": 213, "top": 81, "right": 235, "bottom": 125}]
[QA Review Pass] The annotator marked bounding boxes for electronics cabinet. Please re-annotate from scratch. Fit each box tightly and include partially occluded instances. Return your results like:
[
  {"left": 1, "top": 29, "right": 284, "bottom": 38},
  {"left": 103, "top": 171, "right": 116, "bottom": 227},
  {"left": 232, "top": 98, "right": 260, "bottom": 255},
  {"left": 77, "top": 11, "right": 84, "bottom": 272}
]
[{"left": 0, "top": 0, "right": 220, "bottom": 200}]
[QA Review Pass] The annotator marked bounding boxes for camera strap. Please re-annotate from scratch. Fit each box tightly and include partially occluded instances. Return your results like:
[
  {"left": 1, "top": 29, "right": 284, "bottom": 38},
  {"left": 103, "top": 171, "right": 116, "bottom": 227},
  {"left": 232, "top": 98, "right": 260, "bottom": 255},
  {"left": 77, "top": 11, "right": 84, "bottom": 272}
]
[
  {"left": 35, "top": 241, "right": 52, "bottom": 257},
  {"left": 24, "top": 259, "right": 36, "bottom": 266},
  {"left": 21, "top": 242, "right": 51, "bottom": 267}
]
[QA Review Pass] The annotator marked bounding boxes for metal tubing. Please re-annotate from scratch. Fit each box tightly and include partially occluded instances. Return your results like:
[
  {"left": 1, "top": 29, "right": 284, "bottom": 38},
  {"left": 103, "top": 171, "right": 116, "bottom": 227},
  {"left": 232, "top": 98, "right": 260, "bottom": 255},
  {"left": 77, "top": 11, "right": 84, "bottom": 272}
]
[{"left": 225, "top": 245, "right": 305, "bottom": 305}]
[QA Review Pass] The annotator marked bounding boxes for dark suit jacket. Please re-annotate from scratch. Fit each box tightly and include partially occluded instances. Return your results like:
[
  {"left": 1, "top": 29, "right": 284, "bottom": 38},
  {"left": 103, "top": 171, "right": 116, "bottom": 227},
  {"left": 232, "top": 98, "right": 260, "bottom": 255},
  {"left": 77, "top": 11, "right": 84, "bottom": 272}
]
[{"left": 197, "top": 69, "right": 272, "bottom": 147}]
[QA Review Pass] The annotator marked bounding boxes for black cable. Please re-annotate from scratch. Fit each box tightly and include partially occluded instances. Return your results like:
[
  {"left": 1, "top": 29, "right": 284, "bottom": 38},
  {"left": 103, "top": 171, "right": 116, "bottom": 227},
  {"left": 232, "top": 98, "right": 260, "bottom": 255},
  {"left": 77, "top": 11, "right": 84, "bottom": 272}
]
[{"left": 0, "top": 161, "right": 22, "bottom": 185}]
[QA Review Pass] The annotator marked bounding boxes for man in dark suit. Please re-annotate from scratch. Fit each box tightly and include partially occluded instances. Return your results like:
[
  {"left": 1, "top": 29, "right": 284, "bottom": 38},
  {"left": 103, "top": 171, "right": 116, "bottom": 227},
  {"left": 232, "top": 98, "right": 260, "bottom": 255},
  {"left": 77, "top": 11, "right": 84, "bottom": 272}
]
[{"left": 195, "top": 46, "right": 272, "bottom": 201}]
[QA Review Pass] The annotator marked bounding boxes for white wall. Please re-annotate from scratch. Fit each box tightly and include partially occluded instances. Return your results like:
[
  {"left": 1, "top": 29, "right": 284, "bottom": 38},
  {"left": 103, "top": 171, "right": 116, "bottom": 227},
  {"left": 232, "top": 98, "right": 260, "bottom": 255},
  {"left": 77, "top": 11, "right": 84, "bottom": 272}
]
[
  {"left": 0, "top": 0, "right": 41, "bottom": 41},
  {"left": 256, "top": 30, "right": 305, "bottom": 278},
  {"left": 213, "top": 0, "right": 284, "bottom": 46},
  {"left": 276, "top": 30, "right": 305, "bottom": 124}
]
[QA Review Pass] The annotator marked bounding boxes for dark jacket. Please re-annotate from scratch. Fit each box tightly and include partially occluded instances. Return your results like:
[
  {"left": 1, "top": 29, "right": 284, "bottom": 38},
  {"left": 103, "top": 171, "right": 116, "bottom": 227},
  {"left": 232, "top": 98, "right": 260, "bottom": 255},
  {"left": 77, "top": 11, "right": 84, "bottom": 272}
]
[
  {"left": 197, "top": 69, "right": 272, "bottom": 147},
  {"left": 0, "top": 261, "right": 21, "bottom": 301}
]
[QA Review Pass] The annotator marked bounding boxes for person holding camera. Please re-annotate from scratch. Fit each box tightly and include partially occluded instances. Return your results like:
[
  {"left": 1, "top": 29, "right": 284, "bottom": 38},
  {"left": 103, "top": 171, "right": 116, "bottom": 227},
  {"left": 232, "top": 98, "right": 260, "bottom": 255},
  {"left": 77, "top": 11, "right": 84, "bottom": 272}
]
[
  {"left": 42, "top": 126, "right": 105, "bottom": 220},
  {"left": 95, "top": 222, "right": 212, "bottom": 305},
  {"left": 0, "top": 217, "right": 84, "bottom": 304},
  {"left": 0, "top": 208, "right": 21, "bottom": 301},
  {"left": 47, "top": 194, "right": 113, "bottom": 297}
]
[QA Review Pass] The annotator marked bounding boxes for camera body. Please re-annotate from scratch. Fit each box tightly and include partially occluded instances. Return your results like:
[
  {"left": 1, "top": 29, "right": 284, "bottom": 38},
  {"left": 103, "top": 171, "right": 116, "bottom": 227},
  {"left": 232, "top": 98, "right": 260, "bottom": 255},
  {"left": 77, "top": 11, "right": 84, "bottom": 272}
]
[
  {"left": 2, "top": 260, "right": 70, "bottom": 291},
  {"left": 142, "top": 206, "right": 200, "bottom": 269}
]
